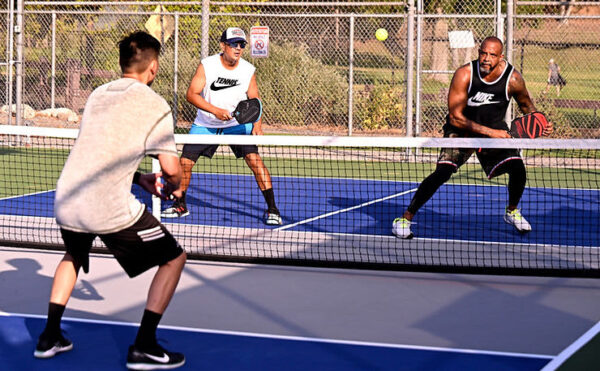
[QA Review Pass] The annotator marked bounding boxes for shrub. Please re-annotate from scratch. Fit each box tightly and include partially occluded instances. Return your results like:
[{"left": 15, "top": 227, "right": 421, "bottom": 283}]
[
  {"left": 354, "top": 84, "right": 404, "bottom": 130},
  {"left": 253, "top": 42, "right": 348, "bottom": 127},
  {"left": 532, "top": 94, "right": 580, "bottom": 138}
]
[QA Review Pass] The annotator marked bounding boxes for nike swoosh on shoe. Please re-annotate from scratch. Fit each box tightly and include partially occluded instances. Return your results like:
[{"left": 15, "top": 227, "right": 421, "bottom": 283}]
[{"left": 144, "top": 352, "right": 170, "bottom": 363}]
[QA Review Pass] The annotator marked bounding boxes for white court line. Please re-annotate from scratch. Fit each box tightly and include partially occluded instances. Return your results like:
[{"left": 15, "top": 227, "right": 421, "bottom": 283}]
[
  {"left": 540, "top": 320, "right": 600, "bottom": 370},
  {"left": 0, "top": 311, "right": 553, "bottom": 360},
  {"left": 275, "top": 188, "right": 418, "bottom": 231},
  {"left": 0, "top": 188, "right": 56, "bottom": 201}
]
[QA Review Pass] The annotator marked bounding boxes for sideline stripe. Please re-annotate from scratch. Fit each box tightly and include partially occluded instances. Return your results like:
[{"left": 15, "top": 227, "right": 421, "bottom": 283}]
[
  {"left": 0, "top": 189, "right": 56, "bottom": 201},
  {"left": 275, "top": 188, "right": 418, "bottom": 231},
  {"left": 540, "top": 321, "right": 600, "bottom": 370},
  {"left": 1, "top": 311, "right": 552, "bottom": 360}
]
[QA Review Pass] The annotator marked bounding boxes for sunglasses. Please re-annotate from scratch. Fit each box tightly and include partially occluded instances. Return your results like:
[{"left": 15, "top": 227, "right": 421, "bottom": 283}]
[{"left": 225, "top": 41, "right": 247, "bottom": 49}]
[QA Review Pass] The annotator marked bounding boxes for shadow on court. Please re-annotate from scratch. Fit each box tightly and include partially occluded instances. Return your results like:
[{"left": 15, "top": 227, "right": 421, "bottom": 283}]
[{"left": 0, "top": 258, "right": 103, "bottom": 316}]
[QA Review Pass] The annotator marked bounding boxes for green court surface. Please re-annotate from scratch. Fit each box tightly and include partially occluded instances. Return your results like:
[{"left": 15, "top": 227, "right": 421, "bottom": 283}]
[{"left": 542, "top": 321, "right": 600, "bottom": 370}]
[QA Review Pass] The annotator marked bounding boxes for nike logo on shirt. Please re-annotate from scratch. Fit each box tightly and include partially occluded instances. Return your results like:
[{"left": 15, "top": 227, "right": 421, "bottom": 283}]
[
  {"left": 467, "top": 92, "right": 500, "bottom": 107},
  {"left": 210, "top": 77, "right": 240, "bottom": 91},
  {"left": 143, "top": 352, "right": 170, "bottom": 363}
]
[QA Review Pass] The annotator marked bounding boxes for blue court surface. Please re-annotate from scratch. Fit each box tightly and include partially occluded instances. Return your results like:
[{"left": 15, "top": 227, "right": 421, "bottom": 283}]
[
  {"left": 2, "top": 245, "right": 599, "bottom": 371},
  {"left": 0, "top": 313, "right": 551, "bottom": 370},
  {"left": 2, "top": 173, "right": 598, "bottom": 247}
]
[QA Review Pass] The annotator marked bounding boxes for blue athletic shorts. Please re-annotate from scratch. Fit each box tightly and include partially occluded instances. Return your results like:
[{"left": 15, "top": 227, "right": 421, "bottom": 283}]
[{"left": 182, "top": 124, "right": 258, "bottom": 161}]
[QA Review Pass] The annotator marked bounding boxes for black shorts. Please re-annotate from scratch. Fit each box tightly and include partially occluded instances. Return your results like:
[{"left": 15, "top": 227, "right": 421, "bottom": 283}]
[
  {"left": 438, "top": 123, "right": 522, "bottom": 179},
  {"left": 60, "top": 209, "right": 184, "bottom": 278},
  {"left": 181, "top": 143, "right": 258, "bottom": 162}
]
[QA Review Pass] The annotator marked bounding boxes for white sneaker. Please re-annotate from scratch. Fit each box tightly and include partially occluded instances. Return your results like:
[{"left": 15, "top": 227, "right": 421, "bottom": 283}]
[
  {"left": 392, "top": 217, "right": 413, "bottom": 239},
  {"left": 265, "top": 212, "right": 282, "bottom": 225},
  {"left": 504, "top": 208, "right": 532, "bottom": 233}
]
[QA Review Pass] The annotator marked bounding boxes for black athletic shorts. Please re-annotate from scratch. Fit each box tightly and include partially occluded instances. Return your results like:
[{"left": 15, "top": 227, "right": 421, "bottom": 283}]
[
  {"left": 438, "top": 123, "right": 522, "bottom": 179},
  {"left": 181, "top": 143, "right": 258, "bottom": 162},
  {"left": 60, "top": 209, "right": 184, "bottom": 278}
]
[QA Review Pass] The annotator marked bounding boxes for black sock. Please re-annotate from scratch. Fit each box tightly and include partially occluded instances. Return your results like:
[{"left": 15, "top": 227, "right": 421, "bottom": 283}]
[
  {"left": 135, "top": 310, "right": 162, "bottom": 350},
  {"left": 43, "top": 302, "right": 66, "bottom": 337},
  {"left": 177, "top": 190, "right": 186, "bottom": 204},
  {"left": 507, "top": 161, "right": 526, "bottom": 207},
  {"left": 261, "top": 188, "right": 279, "bottom": 214}
]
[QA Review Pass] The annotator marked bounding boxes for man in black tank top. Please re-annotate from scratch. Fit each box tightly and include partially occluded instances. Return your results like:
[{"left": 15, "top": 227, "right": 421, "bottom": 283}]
[{"left": 393, "top": 36, "right": 553, "bottom": 239}]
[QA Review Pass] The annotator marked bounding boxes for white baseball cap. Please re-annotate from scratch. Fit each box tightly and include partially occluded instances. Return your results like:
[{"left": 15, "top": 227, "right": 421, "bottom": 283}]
[{"left": 220, "top": 27, "right": 247, "bottom": 43}]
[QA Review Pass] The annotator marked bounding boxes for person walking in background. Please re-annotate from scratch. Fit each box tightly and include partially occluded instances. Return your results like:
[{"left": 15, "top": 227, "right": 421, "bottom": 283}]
[{"left": 544, "top": 58, "right": 566, "bottom": 97}]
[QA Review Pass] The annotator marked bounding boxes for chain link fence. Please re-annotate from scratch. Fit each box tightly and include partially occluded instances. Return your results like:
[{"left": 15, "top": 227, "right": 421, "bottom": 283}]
[{"left": 1, "top": 1, "right": 599, "bottom": 137}]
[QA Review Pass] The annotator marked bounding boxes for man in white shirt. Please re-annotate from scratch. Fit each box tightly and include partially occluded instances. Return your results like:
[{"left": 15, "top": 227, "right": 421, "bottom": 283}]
[{"left": 161, "top": 27, "right": 282, "bottom": 225}]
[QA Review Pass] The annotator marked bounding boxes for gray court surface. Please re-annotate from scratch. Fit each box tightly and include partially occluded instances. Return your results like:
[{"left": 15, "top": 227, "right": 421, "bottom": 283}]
[{"left": 1, "top": 246, "right": 600, "bottom": 359}]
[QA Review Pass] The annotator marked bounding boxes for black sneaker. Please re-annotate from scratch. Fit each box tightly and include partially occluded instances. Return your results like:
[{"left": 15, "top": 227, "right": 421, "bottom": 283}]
[
  {"left": 33, "top": 332, "right": 73, "bottom": 359},
  {"left": 126, "top": 344, "right": 185, "bottom": 370},
  {"left": 160, "top": 198, "right": 189, "bottom": 218}
]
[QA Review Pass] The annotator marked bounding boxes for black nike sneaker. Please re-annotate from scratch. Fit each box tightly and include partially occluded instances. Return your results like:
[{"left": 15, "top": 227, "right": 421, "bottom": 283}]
[
  {"left": 126, "top": 344, "right": 185, "bottom": 370},
  {"left": 160, "top": 197, "right": 189, "bottom": 218},
  {"left": 33, "top": 331, "right": 73, "bottom": 358}
]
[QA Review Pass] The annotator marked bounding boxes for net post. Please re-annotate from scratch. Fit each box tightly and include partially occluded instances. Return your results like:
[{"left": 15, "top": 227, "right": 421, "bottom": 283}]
[{"left": 152, "top": 158, "right": 162, "bottom": 221}]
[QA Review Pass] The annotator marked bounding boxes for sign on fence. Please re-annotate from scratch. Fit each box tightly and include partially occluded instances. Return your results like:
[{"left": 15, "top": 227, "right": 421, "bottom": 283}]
[
  {"left": 250, "top": 26, "right": 270, "bottom": 58},
  {"left": 448, "top": 30, "right": 475, "bottom": 49}
]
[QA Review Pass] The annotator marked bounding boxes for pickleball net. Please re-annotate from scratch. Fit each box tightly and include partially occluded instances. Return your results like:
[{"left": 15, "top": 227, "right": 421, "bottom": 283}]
[{"left": 1, "top": 124, "right": 598, "bottom": 277}]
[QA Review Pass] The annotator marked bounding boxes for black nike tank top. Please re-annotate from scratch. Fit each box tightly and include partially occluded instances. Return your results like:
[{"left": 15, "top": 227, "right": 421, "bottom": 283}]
[{"left": 464, "top": 59, "right": 514, "bottom": 131}]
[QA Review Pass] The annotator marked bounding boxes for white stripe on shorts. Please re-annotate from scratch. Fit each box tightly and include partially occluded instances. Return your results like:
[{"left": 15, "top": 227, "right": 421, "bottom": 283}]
[{"left": 137, "top": 226, "right": 165, "bottom": 242}]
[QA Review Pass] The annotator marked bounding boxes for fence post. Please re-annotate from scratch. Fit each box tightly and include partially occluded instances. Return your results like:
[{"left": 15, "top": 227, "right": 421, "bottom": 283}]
[
  {"left": 415, "top": 0, "right": 423, "bottom": 137},
  {"left": 51, "top": 11, "right": 56, "bottom": 109},
  {"left": 15, "top": 0, "right": 23, "bottom": 127},
  {"left": 496, "top": 0, "right": 504, "bottom": 41},
  {"left": 66, "top": 59, "right": 81, "bottom": 111},
  {"left": 506, "top": 0, "right": 514, "bottom": 123},
  {"left": 348, "top": 14, "right": 354, "bottom": 136},
  {"left": 201, "top": 0, "right": 209, "bottom": 59},
  {"left": 7, "top": 0, "right": 14, "bottom": 126},
  {"left": 506, "top": 0, "right": 514, "bottom": 65},
  {"left": 173, "top": 14, "right": 179, "bottom": 126},
  {"left": 405, "top": 0, "right": 415, "bottom": 137}
]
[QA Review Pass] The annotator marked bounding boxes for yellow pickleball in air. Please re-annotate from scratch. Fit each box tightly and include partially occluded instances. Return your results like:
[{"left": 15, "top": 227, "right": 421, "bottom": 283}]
[{"left": 375, "top": 28, "right": 388, "bottom": 41}]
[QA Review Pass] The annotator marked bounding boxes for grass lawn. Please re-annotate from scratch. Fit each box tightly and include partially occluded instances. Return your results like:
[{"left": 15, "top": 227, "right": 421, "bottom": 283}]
[{"left": 1, "top": 145, "right": 597, "bottom": 201}]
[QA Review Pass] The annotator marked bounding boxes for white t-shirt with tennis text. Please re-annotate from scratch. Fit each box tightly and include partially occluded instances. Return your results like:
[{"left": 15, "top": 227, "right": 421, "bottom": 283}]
[
  {"left": 193, "top": 53, "right": 256, "bottom": 128},
  {"left": 55, "top": 78, "right": 177, "bottom": 234}
]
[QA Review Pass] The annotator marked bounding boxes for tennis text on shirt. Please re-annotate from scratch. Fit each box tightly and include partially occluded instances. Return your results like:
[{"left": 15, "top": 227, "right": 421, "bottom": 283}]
[{"left": 193, "top": 53, "right": 256, "bottom": 128}]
